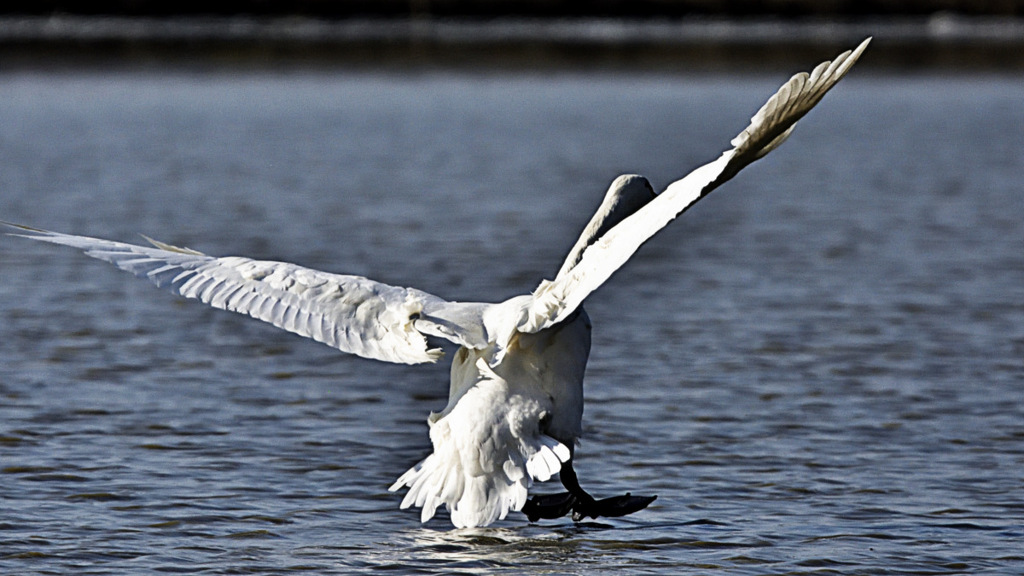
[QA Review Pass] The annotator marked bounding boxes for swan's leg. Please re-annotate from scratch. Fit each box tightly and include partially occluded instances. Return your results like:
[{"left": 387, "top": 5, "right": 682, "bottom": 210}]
[{"left": 521, "top": 460, "right": 656, "bottom": 522}]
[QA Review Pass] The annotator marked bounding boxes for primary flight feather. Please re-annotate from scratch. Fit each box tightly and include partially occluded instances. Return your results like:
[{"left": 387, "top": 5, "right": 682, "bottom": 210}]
[{"left": 4, "top": 38, "right": 869, "bottom": 528}]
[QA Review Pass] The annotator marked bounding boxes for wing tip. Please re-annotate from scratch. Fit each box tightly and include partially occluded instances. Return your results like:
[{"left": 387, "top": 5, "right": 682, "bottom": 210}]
[
  {"left": 837, "top": 36, "right": 872, "bottom": 75},
  {"left": 854, "top": 36, "right": 872, "bottom": 58},
  {"left": 1, "top": 220, "right": 57, "bottom": 238},
  {"left": 729, "top": 37, "right": 870, "bottom": 156}
]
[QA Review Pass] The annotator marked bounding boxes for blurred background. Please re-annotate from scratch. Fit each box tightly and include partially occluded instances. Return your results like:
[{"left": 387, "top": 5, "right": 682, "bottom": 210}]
[{"left": 2, "top": 0, "right": 1024, "bottom": 69}]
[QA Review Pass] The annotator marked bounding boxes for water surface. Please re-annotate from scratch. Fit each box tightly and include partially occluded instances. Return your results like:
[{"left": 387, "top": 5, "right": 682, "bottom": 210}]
[{"left": 1, "top": 66, "right": 1022, "bottom": 574}]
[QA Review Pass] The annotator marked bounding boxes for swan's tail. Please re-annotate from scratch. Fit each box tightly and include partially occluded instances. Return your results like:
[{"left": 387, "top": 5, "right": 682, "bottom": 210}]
[
  {"left": 388, "top": 369, "right": 570, "bottom": 528},
  {"left": 390, "top": 427, "right": 568, "bottom": 528}
]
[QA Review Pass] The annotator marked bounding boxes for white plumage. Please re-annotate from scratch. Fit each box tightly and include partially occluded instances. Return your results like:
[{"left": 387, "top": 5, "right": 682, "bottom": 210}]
[{"left": 3, "top": 38, "right": 868, "bottom": 528}]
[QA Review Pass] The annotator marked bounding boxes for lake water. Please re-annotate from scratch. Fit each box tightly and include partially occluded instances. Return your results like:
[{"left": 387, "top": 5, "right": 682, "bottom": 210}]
[{"left": 1, "top": 61, "right": 1022, "bottom": 574}]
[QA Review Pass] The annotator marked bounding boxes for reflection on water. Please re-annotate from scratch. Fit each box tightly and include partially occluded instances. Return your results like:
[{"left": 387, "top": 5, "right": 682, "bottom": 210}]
[
  {"left": 1, "top": 66, "right": 1022, "bottom": 574},
  {"left": 356, "top": 520, "right": 761, "bottom": 573}
]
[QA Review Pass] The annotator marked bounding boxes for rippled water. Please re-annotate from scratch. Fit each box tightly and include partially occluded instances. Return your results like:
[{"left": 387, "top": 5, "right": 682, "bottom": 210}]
[{"left": 1, "top": 64, "right": 1022, "bottom": 574}]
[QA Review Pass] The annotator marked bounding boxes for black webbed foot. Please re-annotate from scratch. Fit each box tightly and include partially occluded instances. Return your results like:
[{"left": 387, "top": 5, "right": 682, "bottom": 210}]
[
  {"left": 571, "top": 492, "right": 657, "bottom": 521},
  {"left": 522, "top": 491, "right": 576, "bottom": 522},
  {"left": 521, "top": 459, "right": 656, "bottom": 523}
]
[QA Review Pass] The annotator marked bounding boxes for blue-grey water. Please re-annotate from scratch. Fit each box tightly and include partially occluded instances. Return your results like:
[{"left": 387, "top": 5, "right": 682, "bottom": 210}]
[{"left": 1, "top": 64, "right": 1022, "bottom": 574}]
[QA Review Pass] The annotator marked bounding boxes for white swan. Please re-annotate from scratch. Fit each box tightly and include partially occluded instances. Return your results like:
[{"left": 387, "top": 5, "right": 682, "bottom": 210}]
[{"left": 4, "top": 38, "right": 869, "bottom": 528}]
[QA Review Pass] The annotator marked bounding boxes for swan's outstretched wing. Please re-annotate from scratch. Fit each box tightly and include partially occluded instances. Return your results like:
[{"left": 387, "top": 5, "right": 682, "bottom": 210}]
[
  {"left": 4, "top": 223, "right": 489, "bottom": 364},
  {"left": 518, "top": 38, "right": 870, "bottom": 334}
]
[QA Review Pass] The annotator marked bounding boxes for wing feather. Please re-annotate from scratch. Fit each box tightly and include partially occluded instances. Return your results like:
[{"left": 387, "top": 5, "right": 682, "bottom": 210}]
[
  {"left": 518, "top": 38, "right": 870, "bottom": 333},
  {"left": 3, "top": 223, "right": 490, "bottom": 364}
]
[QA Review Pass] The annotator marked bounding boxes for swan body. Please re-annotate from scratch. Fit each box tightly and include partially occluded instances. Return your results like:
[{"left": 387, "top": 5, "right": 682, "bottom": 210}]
[{"left": 3, "top": 38, "right": 869, "bottom": 528}]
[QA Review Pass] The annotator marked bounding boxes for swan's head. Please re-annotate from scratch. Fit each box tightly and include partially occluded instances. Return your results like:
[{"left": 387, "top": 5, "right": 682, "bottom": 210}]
[
  {"left": 597, "top": 174, "right": 656, "bottom": 237},
  {"left": 556, "top": 174, "right": 656, "bottom": 279}
]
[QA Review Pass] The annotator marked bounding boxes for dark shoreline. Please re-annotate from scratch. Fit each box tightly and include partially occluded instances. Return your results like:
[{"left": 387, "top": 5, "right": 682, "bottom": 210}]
[{"left": 3, "top": 15, "right": 1024, "bottom": 71}]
